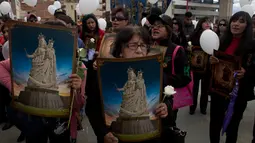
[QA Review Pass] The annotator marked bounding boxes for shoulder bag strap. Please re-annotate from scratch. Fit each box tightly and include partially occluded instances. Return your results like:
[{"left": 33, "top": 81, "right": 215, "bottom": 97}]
[{"left": 171, "top": 46, "right": 182, "bottom": 75}]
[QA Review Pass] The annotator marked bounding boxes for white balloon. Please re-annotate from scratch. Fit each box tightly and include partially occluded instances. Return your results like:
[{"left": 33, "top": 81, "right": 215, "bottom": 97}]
[
  {"left": 24, "top": 0, "right": 37, "bottom": 7},
  {"left": 98, "top": 18, "right": 107, "bottom": 30},
  {"left": 148, "top": 0, "right": 158, "bottom": 4},
  {"left": 199, "top": 29, "right": 219, "bottom": 55},
  {"left": 76, "top": 4, "right": 82, "bottom": 16},
  {"left": 53, "top": 1, "right": 61, "bottom": 9},
  {"left": 0, "top": 1, "right": 12, "bottom": 15},
  {"left": 2, "top": 41, "right": 9, "bottom": 60},
  {"left": 239, "top": 0, "right": 252, "bottom": 7},
  {"left": 241, "top": 5, "right": 253, "bottom": 17},
  {"left": 141, "top": 17, "right": 147, "bottom": 26},
  {"left": 37, "top": 17, "right": 41, "bottom": 22},
  {"left": 79, "top": 0, "right": 99, "bottom": 15},
  {"left": 48, "top": 5, "right": 57, "bottom": 15}
]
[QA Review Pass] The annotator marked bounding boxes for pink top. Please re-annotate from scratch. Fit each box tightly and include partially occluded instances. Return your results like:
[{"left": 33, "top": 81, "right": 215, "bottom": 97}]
[{"left": 0, "top": 59, "right": 87, "bottom": 139}]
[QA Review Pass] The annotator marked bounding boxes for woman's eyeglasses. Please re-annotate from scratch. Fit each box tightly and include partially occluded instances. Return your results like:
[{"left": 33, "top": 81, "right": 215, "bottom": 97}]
[
  {"left": 112, "top": 16, "right": 127, "bottom": 21},
  {"left": 126, "top": 43, "right": 148, "bottom": 51},
  {"left": 219, "top": 23, "right": 226, "bottom": 27}
]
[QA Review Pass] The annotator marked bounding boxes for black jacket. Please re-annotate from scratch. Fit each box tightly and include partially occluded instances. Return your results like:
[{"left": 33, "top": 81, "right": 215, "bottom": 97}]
[{"left": 158, "top": 39, "right": 191, "bottom": 88}]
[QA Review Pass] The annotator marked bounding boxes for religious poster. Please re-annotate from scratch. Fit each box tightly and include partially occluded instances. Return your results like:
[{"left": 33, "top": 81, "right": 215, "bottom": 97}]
[
  {"left": 8, "top": 21, "right": 77, "bottom": 117},
  {"left": 210, "top": 50, "right": 241, "bottom": 97},
  {"left": 191, "top": 46, "right": 209, "bottom": 73},
  {"left": 98, "top": 33, "right": 116, "bottom": 58},
  {"left": 97, "top": 54, "right": 163, "bottom": 142}
]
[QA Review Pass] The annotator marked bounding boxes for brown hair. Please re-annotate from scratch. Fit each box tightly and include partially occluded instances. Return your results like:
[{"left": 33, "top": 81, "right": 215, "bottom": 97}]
[
  {"left": 112, "top": 26, "right": 151, "bottom": 58},
  {"left": 111, "top": 6, "right": 129, "bottom": 20}
]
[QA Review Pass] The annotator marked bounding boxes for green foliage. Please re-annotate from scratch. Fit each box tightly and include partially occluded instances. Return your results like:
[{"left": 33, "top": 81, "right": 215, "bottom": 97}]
[
  {"left": 77, "top": 49, "right": 87, "bottom": 80},
  {"left": 78, "top": 48, "right": 87, "bottom": 58}
]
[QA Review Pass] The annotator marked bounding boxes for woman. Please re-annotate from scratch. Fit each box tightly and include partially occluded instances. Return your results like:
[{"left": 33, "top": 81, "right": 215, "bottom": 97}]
[
  {"left": 209, "top": 11, "right": 255, "bottom": 143},
  {"left": 0, "top": 20, "right": 87, "bottom": 143},
  {"left": 80, "top": 14, "right": 104, "bottom": 52},
  {"left": 110, "top": 6, "right": 129, "bottom": 33},
  {"left": 147, "top": 14, "right": 191, "bottom": 127},
  {"left": 171, "top": 17, "right": 188, "bottom": 49},
  {"left": 87, "top": 26, "right": 171, "bottom": 143},
  {"left": 216, "top": 19, "right": 228, "bottom": 38},
  {"left": 189, "top": 17, "right": 211, "bottom": 115}
]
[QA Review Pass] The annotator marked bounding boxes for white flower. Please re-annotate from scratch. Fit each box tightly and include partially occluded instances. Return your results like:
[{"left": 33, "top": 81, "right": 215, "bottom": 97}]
[
  {"left": 188, "top": 41, "right": 192, "bottom": 46},
  {"left": 162, "top": 85, "right": 176, "bottom": 101},
  {"left": 90, "top": 38, "right": 95, "bottom": 43}
]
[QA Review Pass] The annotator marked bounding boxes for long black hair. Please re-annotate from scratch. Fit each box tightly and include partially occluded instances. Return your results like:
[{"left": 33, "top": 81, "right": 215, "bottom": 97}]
[
  {"left": 112, "top": 26, "right": 151, "bottom": 58},
  {"left": 189, "top": 17, "right": 210, "bottom": 46},
  {"left": 172, "top": 17, "right": 187, "bottom": 47},
  {"left": 216, "top": 19, "right": 228, "bottom": 36},
  {"left": 219, "top": 11, "right": 253, "bottom": 56},
  {"left": 81, "top": 14, "right": 100, "bottom": 40}
]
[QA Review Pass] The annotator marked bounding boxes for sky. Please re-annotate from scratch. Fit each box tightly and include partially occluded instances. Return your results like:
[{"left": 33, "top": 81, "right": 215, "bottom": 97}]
[
  {"left": 99, "top": 58, "right": 162, "bottom": 116},
  {"left": 11, "top": 25, "right": 75, "bottom": 84}
]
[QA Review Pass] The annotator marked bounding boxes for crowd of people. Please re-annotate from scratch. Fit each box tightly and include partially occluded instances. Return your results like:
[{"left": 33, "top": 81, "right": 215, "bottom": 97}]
[{"left": 0, "top": 5, "right": 255, "bottom": 143}]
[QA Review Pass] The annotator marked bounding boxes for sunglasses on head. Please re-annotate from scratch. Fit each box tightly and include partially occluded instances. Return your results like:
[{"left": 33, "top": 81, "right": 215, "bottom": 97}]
[
  {"left": 112, "top": 16, "right": 127, "bottom": 21},
  {"left": 219, "top": 23, "right": 226, "bottom": 26}
]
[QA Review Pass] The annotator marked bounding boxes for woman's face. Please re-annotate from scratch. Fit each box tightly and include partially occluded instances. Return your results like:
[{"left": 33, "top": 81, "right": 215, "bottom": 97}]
[
  {"left": 218, "top": 20, "right": 227, "bottom": 32},
  {"left": 173, "top": 20, "right": 179, "bottom": 32},
  {"left": 86, "top": 18, "right": 96, "bottom": 31},
  {"left": 151, "top": 21, "right": 168, "bottom": 40},
  {"left": 3, "top": 26, "right": 8, "bottom": 40},
  {"left": 230, "top": 17, "right": 247, "bottom": 36},
  {"left": 122, "top": 34, "right": 148, "bottom": 58},
  {"left": 202, "top": 21, "right": 211, "bottom": 30},
  {"left": 112, "top": 12, "right": 128, "bottom": 30}
]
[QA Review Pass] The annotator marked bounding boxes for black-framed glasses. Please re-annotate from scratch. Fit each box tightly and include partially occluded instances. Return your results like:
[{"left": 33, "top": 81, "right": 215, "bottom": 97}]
[
  {"left": 112, "top": 16, "right": 127, "bottom": 21},
  {"left": 219, "top": 23, "right": 226, "bottom": 26},
  {"left": 126, "top": 43, "right": 148, "bottom": 51}
]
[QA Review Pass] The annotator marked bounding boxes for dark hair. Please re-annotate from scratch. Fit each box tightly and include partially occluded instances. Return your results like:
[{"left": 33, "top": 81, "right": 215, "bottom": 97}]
[
  {"left": 57, "top": 15, "right": 75, "bottom": 25},
  {"left": 43, "top": 21, "right": 66, "bottom": 27},
  {"left": 220, "top": 11, "right": 253, "bottom": 56},
  {"left": 112, "top": 26, "right": 151, "bottom": 58},
  {"left": 252, "top": 14, "right": 255, "bottom": 18},
  {"left": 172, "top": 17, "right": 187, "bottom": 47},
  {"left": 185, "top": 12, "right": 192, "bottom": 18},
  {"left": 190, "top": 17, "right": 210, "bottom": 46},
  {"left": 216, "top": 19, "right": 228, "bottom": 35},
  {"left": 111, "top": 6, "right": 129, "bottom": 20},
  {"left": 81, "top": 14, "right": 100, "bottom": 40}
]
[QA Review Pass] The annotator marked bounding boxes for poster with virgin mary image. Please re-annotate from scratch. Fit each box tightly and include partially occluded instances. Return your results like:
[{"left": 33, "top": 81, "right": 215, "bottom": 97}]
[
  {"left": 210, "top": 50, "right": 241, "bottom": 97},
  {"left": 97, "top": 54, "right": 163, "bottom": 142},
  {"left": 8, "top": 21, "right": 77, "bottom": 117}
]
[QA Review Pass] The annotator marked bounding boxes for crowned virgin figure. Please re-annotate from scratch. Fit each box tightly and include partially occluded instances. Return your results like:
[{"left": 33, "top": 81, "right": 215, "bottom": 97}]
[{"left": 26, "top": 35, "right": 58, "bottom": 90}]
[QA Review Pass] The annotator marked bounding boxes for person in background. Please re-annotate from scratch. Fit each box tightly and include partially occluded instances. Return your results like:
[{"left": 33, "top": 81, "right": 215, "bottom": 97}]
[
  {"left": 213, "top": 23, "right": 218, "bottom": 32},
  {"left": 189, "top": 17, "right": 211, "bottom": 115},
  {"left": 80, "top": 14, "right": 104, "bottom": 52},
  {"left": 216, "top": 19, "right": 228, "bottom": 38},
  {"left": 0, "top": 17, "right": 5, "bottom": 46},
  {"left": 147, "top": 14, "right": 191, "bottom": 127},
  {"left": 110, "top": 6, "right": 129, "bottom": 33},
  {"left": 183, "top": 12, "right": 195, "bottom": 40},
  {"left": 172, "top": 17, "right": 188, "bottom": 49},
  {"left": 209, "top": 11, "right": 255, "bottom": 143},
  {"left": 26, "top": 13, "right": 38, "bottom": 23}
]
